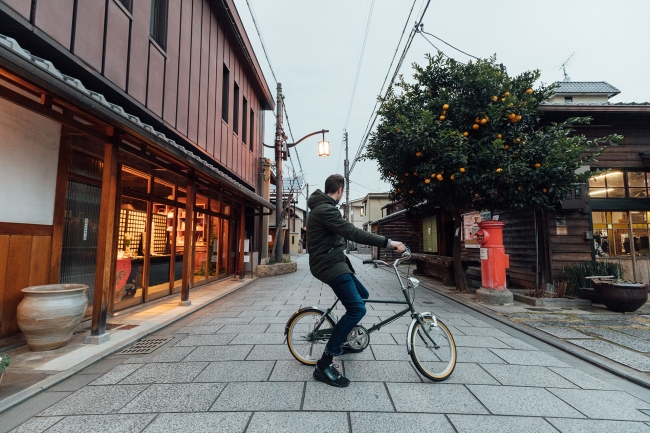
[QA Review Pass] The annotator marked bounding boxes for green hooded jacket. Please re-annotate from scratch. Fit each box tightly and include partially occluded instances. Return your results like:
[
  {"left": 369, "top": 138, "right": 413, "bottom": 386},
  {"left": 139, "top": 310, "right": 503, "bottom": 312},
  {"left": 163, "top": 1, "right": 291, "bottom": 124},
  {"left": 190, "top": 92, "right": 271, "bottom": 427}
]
[{"left": 307, "top": 189, "right": 390, "bottom": 284}]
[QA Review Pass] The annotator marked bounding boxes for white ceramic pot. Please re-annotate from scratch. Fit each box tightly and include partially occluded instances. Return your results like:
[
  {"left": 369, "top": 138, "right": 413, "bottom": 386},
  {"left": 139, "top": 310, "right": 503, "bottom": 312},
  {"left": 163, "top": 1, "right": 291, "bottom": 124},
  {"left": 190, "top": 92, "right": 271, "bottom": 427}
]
[{"left": 17, "top": 284, "right": 88, "bottom": 351}]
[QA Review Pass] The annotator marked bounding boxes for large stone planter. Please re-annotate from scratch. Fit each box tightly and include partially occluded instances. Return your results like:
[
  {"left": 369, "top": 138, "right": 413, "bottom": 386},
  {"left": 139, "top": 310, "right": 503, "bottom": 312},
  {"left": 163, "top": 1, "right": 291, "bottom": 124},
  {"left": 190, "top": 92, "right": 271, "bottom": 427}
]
[
  {"left": 593, "top": 280, "right": 648, "bottom": 313},
  {"left": 257, "top": 261, "right": 297, "bottom": 278},
  {"left": 17, "top": 284, "right": 89, "bottom": 351}
]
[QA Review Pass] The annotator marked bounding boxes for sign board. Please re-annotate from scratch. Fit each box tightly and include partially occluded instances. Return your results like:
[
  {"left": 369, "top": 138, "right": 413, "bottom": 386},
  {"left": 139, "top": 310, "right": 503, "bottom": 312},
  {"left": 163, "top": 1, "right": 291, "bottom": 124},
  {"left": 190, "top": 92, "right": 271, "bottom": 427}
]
[
  {"left": 480, "top": 248, "right": 489, "bottom": 260},
  {"left": 244, "top": 239, "right": 250, "bottom": 252},
  {"left": 462, "top": 211, "right": 491, "bottom": 248},
  {"left": 556, "top": 217, "right": 568, "bottom": 236},
  {"left": 243, "top": 255, "right": 250, "bottom": 263}
]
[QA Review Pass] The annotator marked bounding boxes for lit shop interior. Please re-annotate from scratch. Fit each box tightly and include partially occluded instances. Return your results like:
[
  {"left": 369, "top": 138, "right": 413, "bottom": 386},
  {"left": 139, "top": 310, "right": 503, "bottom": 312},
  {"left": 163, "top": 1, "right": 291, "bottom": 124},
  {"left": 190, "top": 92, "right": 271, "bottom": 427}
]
[{"left": 589, "top": 170, "right": 650, "bottom": 257}]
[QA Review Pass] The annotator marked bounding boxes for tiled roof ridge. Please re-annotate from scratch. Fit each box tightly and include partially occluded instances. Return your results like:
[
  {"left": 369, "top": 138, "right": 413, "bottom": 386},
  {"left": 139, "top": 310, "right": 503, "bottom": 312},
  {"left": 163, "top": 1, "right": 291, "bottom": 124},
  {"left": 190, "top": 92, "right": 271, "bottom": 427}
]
[{"left": 0, "top": 33, "right": 271, "bottom": 208}]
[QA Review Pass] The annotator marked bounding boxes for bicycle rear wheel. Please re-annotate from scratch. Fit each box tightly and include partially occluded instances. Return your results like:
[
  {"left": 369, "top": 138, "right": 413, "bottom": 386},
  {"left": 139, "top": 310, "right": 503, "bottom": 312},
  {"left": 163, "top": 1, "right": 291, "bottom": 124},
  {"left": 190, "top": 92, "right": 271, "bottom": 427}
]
[
  {"left": 409, "top": 318, "right": 456, "bottom": 381},
  {"left": 286, "top": 309, "right": 335, "bottom": 365}
]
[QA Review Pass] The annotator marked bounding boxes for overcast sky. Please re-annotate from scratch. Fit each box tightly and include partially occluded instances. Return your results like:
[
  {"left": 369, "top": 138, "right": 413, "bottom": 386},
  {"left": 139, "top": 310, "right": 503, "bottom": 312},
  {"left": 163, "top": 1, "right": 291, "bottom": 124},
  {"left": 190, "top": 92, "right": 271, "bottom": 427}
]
[{"left": 233, "top": 0, "right": 650, "bottom": 210}]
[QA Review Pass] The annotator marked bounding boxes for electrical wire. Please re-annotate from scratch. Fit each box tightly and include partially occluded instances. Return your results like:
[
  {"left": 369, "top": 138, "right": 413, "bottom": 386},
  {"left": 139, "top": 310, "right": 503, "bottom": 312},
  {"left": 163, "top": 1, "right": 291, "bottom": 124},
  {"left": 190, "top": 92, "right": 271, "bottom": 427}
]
[
  {"left": 343, "top": 0, "right": 376, "bottom": 131},
  {"left": 350, "top": 179, "right": 382, "bottom": 193},
  {"left": 349, "top": 0, "right": 432, "bottom": 176},
  {"left": 417, "top": 27, "right": 480, "bottom": 60},
  {"left": 245, "top": 0, "right": 277, "bottom": 83}
]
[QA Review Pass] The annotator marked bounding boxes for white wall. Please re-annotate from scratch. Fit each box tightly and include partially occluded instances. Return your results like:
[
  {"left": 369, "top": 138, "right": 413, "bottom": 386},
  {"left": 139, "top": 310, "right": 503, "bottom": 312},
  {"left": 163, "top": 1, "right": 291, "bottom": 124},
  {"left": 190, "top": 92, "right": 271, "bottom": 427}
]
[{"left": 0, "top": 98, "right": 61, "bottom": 225}]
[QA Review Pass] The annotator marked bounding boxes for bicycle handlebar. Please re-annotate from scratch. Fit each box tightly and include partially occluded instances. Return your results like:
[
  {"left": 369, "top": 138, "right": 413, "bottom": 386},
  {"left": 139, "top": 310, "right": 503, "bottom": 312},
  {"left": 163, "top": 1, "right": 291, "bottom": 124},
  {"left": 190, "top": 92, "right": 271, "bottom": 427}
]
[{"left": 362, "top": 246, "right": 411, "bottom": 267}]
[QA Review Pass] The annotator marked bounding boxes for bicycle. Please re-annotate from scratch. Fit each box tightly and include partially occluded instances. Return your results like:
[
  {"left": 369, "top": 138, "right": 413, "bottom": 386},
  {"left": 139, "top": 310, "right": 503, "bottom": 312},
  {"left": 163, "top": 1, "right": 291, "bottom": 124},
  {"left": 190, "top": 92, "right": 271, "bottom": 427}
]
[{"left": 284, "top": 247, "right": 457, "bottom": 381}]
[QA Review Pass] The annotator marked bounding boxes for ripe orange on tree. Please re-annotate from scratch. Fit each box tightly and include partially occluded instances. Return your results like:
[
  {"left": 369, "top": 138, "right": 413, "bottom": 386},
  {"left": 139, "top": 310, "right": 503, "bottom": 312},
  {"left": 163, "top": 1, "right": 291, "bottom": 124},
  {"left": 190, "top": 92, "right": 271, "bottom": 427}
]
[
  {"left": 526, "top": 88, "right": 533, "bottom": 94},
  {"left": 443, "top": 103, "right": 449, "bottom": 110},
  {"left": 416, "top": 151, "right": 422, "bottom": 157},
  {"left": 463, "top": 131, "right": 469, "bottom": 137},
  {"left": 497, "top": 133, "right": 502, "bottom": 139},
  {"left": 440, "top": 115, "right": 446, "bottom": 121},
  {"left": 472, "top": 123, "right": 480, "bottom": 130},
  {"left": 436, "top": 174, "right": 443, "bottom": 181},
  {"left": 424, "top": 178, "right": 430, "bottom": 184},
  {"left": 534, "top": 163, "right": 541, "bottom": 168}
]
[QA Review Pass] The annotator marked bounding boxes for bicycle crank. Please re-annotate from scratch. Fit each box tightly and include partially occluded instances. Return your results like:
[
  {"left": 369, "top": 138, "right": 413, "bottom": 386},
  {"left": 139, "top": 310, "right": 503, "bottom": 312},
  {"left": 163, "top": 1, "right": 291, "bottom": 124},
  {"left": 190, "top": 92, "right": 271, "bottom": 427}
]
[{"left": 343, "top": 325, "right": 370, "bottom": 352}]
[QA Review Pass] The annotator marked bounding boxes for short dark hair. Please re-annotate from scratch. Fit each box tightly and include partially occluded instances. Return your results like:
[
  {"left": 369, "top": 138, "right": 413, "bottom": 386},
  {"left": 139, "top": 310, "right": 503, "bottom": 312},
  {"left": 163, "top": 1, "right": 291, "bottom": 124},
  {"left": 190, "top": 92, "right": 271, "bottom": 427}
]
[{"left": 325, "top": 174, "right": 345, "bottom": 194}]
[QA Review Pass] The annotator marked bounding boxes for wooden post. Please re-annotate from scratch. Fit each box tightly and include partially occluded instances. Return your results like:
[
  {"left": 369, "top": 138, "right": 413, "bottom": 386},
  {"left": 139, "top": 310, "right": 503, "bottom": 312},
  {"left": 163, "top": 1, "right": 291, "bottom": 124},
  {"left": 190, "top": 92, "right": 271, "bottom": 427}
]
[
  {"left": 238, "top": 199, "right": 246, "bottom": 279},
  {"left": 180, "top": 177, "right": 195, "bottom": 305},
  {"left": 88, "top": 138, "right": 119, "bottom": 344},
  {"left": 49, "top": 130, "right": 71, "bottom": 283}
]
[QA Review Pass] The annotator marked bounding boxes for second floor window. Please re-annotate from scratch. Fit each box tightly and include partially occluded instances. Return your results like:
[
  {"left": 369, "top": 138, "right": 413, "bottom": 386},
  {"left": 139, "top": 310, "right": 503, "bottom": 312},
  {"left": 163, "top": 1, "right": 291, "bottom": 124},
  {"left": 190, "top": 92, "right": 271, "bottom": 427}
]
[
  {"left": 249, "top": 109, "right": 254, "bottom": 152},
  {"left": 242, "top": 98, "right": 248, "bottom": 144},
  {"left": 118, "top": 0, "right": 133, "bottom": 12},
  {"left": 233, "top": 83, "right": 240, "bottom": 135},
  {"left": 150, "top": 0, "right": 168, "bottom": 49},
  {"left": 589, "top": 170, "right": 650, "bottom": 199},
  {"left": 221, "top": 65, "right": 230, "bottom": 123}
]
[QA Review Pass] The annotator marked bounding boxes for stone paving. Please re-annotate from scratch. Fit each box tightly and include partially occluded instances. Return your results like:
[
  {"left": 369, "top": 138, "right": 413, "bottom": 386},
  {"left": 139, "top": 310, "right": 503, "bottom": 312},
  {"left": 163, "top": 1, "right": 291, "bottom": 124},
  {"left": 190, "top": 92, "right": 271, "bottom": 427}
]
[{"left": 2, "top": 254, "right": 650, "bottom": 432}]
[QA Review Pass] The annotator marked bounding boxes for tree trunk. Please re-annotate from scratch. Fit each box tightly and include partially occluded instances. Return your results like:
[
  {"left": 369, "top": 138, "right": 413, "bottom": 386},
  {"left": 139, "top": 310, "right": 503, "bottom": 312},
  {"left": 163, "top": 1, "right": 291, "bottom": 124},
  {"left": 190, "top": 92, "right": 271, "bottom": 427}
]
[
  {"left": 453, "top": 210, "right": 469, "bottom": 292},
  {"left": 538, "top": 209, "right": 553, "bottom": 290}
]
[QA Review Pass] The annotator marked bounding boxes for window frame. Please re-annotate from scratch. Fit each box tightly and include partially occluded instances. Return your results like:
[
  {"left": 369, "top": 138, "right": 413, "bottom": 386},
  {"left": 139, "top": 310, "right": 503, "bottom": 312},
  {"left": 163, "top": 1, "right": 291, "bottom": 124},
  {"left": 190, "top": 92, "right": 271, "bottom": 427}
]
[
  {"left": 221, "top": 65, "right": 230, "bottom": 123},
  {"left": 149, "top": 0, "right": 169, "bottom": 50}
]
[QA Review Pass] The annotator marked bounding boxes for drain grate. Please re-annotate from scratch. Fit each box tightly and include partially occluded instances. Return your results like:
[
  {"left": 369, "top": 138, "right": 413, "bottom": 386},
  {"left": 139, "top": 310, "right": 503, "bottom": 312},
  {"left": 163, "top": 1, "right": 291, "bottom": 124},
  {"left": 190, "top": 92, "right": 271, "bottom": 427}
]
[
  {"left": 526, "top": 307, "right": 551, "bottom": 312},
  {"left": 119, "top": 337, "right": 173, "bottom": 355}
]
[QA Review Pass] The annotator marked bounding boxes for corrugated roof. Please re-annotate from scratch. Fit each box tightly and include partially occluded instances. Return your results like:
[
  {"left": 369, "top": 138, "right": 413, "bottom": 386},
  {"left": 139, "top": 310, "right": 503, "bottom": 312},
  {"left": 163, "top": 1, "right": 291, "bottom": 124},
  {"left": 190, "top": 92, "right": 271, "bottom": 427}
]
[
  {"left": 0, "top": 33, "right": 273, "bottom": 209},
  {"left": 552, "top": 81, "right": 620, "bottom": 97}
]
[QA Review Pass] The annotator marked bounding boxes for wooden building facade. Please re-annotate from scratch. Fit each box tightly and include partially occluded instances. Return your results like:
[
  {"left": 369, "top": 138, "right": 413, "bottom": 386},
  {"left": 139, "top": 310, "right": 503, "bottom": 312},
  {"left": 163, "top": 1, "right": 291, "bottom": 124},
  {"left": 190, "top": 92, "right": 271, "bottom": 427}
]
[
  {"left": 371, "top": 102, "right": 650, "bottom": 289},
  {"left": 0, "top": 0, "right": 274, "bottom": 341}
]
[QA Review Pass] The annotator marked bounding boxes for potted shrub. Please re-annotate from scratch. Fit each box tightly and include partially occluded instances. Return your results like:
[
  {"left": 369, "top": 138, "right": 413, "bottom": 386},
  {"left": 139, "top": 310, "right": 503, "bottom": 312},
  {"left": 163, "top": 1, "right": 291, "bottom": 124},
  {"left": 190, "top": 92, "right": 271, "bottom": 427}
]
[
  {"left": 563, "top": 261, "right": 623, "bottom": 301},
  {"left": 592, "top": 278, "right": 648, "bottom": 313}
]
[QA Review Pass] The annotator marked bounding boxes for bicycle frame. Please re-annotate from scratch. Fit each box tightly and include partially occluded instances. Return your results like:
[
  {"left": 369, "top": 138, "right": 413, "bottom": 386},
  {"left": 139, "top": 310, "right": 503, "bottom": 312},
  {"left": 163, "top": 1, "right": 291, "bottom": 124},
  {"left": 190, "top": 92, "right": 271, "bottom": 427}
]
[{"left": 305, "top": 249, "right": 441, "bottom": 349}]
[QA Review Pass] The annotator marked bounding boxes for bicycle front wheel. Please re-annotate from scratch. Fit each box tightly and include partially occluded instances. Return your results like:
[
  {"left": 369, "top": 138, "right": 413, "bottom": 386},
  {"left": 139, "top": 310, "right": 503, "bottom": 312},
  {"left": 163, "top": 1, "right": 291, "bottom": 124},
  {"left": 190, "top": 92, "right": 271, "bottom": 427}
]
[
  {"left": 286, "top": 309, "right": 335, "bottom": 365},
  {"left": 410, "top": 318, "right": 456, "bottom": 381}
]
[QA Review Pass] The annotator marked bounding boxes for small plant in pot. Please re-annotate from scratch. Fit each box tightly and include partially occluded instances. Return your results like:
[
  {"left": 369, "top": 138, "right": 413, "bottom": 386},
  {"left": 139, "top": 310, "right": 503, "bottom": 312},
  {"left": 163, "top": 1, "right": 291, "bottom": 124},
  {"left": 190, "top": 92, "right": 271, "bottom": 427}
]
[{"left": 591, "top": 277, "right": 648, "bottom": 313}]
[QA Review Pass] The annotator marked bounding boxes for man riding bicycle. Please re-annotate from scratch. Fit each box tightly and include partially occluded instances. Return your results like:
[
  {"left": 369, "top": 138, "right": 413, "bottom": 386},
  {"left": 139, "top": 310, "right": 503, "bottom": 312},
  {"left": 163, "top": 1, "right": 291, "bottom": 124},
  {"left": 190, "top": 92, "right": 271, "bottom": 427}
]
[{"left": 306, "top": 174, "right": 405, "bottom": 387}]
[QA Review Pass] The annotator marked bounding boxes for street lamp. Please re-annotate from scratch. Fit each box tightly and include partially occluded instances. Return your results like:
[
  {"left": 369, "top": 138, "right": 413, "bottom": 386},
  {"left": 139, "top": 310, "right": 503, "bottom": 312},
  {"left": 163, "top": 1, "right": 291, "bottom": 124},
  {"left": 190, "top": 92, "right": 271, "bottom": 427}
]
[
  {"left": 263, "top": 83, "right": 329, "bottom": 263},
  {"left": 318, "top": 131, "right": 330, "bottom": 157}
]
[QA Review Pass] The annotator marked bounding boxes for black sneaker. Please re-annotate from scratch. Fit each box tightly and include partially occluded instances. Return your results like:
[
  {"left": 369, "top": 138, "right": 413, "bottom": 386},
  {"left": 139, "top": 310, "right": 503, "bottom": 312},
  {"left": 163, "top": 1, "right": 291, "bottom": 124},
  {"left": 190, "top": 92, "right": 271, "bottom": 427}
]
[{"left": 313, "top": 363, "right": 350, "bottom": 388}]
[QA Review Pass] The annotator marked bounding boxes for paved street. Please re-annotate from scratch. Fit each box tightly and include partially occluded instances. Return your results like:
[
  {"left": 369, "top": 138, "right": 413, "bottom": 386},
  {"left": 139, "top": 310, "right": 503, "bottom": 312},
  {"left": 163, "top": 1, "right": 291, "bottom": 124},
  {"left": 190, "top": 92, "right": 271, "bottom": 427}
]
[{"left": 2, "top": 254, "right": 650, "bottom": 433}]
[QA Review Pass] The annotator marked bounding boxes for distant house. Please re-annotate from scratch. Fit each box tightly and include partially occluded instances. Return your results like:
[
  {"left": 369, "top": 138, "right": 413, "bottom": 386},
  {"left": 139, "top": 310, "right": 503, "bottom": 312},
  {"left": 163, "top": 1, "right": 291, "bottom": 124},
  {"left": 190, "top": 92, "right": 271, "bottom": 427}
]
[{"left": 372, "top": 81, "right": 650, "bottom": 287}]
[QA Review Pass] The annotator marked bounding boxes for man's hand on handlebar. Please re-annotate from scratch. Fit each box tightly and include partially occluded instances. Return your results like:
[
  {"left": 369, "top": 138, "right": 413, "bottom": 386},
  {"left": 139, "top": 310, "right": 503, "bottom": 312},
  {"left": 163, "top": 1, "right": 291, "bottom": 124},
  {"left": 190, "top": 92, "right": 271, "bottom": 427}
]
[{"left": 390, "top": 241, "right": 406, "bottom": 253}]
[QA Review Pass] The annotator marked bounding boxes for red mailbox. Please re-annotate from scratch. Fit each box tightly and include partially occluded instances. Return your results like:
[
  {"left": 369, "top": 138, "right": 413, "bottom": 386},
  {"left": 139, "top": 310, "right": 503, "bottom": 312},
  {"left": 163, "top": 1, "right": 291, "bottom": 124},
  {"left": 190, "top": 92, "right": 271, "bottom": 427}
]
[{"left": 474, "top": 220, "right": 509, "bottom": 290}]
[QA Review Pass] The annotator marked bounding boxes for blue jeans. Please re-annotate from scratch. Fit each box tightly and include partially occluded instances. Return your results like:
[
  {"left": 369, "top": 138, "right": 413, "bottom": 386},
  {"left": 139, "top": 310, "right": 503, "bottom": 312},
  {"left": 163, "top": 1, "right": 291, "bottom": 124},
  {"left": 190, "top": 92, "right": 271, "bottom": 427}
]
[{"left": 325, "top": 273, "right": 368, "bottom": 356}]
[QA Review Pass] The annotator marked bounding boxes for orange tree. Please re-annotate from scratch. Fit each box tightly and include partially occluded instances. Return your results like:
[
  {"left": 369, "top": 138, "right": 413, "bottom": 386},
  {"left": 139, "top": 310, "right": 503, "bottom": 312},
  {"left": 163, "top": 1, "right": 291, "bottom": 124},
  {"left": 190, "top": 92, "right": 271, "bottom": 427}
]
[{"left": 365, "top": 54, "right": 621, "bottom": 290}]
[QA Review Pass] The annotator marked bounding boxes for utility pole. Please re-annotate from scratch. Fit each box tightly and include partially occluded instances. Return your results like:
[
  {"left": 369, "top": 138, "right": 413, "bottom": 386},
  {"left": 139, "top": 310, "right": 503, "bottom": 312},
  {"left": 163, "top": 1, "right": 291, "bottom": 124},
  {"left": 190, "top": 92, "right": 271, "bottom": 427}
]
[
  {"left": 344, "top": 131, "right": 350, "bottom": 254},
  {"left": 274, "top": 83, "right": 284, "bottom": 263}
]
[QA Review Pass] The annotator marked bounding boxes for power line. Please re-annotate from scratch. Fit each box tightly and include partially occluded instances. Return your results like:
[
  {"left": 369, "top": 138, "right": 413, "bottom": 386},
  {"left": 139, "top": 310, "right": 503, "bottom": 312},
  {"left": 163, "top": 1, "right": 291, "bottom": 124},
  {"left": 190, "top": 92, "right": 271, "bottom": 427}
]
[
  {"left": 245, "top": 0, "right": 304, "bottom": 182},
  {"left": 343, "top": 0, "right": 376, "bottom": 131},
  {"left": 417, "top": 26, "right": 480, "bottom": 60},
  {"left": 350, "top": 179, "right": 383, "bottom": 192},
  {"left": 349, "top": 0, "right": 431, "bottom": 175}
]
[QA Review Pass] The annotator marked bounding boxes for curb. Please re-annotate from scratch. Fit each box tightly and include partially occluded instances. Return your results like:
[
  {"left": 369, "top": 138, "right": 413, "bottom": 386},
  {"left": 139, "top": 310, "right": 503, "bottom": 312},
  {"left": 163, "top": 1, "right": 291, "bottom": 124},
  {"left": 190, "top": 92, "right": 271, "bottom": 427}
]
[
  {"left": 353, "top": 256, "right": 650, "bottom": 390},
  {"left": 0, "top": 277, "right": 259, "bottom": 413},
  {"left": 422, "top": 281, "right": 650, "bottom": 390}
]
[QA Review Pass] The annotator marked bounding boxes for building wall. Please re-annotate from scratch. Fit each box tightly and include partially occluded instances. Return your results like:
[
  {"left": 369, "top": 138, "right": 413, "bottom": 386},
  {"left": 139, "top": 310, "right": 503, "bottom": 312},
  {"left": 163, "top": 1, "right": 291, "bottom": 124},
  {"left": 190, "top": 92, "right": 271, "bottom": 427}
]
[
  {"left": 547, "top": 94, "right": 609, "bottom": 104},
  {"left": 1, "top": 0, "right": 267, "bottom": 189},
  {"left": 0, "top": 98, "right": 61, "bottom": 225}
]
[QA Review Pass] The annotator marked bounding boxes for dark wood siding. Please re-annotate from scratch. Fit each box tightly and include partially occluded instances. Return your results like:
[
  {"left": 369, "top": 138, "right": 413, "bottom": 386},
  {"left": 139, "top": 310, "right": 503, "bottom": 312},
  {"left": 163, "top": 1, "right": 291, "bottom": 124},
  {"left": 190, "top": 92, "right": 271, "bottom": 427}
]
[
  {"left": 72, "top": 0, "right": 106, "bottom": 71},
  {"left": 187, "top": 0, "right": 202, "bottom": 143},
  {"left": 197, "top": 1, "right": 210, "bottom": 150},
  {"left": 175, "top": 0, "right": 192, "bottom": 134},
  {"left": 548, "top": 210, "right": 592, "bottom": 278},
  {"left": 3, "top": 0, "right": 30, "bottom": 18},
  {"left": 103, "top": 1, "right": 130, "bottom": 90},
  {"left": 3, "top": 0, "right": 269, "bottom": 189},
  {"left": 127, "top": 0, "right": 151, "bottom": 103},
  {"left": 374, "top": 213, "right": 423, "bottom": 261},
  {"left": 34, "top": 0, "right": 74, "bottom": 49},
  {"left": 162, "top": 0, "right": 181, "bottom": 126},
  {"left": 147, "top": 44, "right": 165, "bottom": 117}
]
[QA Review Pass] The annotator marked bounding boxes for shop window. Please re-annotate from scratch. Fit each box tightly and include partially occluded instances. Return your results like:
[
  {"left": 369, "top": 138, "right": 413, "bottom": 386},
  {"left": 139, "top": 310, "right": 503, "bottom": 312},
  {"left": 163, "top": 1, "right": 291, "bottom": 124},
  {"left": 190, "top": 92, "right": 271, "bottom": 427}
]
[
  {"left": 115, "top": 197, "right": 148, "bottom": 309},
  {"left": 150, "top": 0, "right": 168, "bottom": 50},
  {"left": 122, "top": 167, "right": 150, "bottom": 194},
  {"left": 153, "top": 179, "right": 174, "bottom": 200},
  {"left": 593, "top": 210, "right": 650, "bottom": 257}
]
